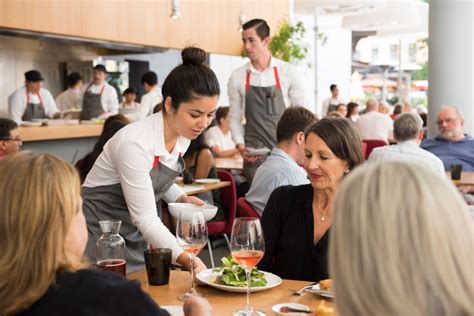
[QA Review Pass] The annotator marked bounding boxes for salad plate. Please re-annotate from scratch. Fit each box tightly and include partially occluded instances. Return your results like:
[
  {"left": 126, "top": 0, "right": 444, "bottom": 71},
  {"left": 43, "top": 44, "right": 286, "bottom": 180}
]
[{"left": 196, "top": 268, "right": 282, "bottom": 293}]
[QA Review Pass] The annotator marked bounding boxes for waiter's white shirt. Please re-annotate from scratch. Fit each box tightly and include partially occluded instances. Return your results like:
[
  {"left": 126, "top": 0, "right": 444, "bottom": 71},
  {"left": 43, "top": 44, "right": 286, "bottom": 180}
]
[
  {"left": 8, "top": 86, "right": 59, "bottom": 123},
  {"left": 120, "top": 101, "right": 140, "bottom": 109},
  {"left": 321, "top": 96, "right": 344, "bottom": 116},
  {"left": 228, "top": 57, "right": 306, "bottom": 145},
  {"left": 83, "top": 111, "right": 189, "bottom": 261},
  {"left": 205, "top": 125, "right": 236, "bottom": 151},
  {"left": 79, "top": 82, "right": 119, "bottom": 114},
  {"left": 55, "top": 88, "right": 81, "bottom": 111},
  {"left": 133, "top": 86, "right": 163, "bottom": 121}
]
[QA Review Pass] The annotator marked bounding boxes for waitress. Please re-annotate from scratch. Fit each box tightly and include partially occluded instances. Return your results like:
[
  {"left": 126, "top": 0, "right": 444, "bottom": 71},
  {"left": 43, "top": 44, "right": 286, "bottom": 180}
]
[
  {"left": 82, "top": 47, "right": 219, "bottom": 274},
  {"left": 80, "top": 64, "right": 119, "bottom": 120}
]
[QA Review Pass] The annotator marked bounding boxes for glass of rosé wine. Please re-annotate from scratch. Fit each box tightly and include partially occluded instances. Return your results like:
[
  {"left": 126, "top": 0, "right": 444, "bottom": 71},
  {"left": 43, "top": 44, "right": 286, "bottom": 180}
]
[
  {"left": 176, "top": 210, "right": 208, "bottom": 300},
  {"left": 230, "top": 217, "right": 265, "bottom": 316}
]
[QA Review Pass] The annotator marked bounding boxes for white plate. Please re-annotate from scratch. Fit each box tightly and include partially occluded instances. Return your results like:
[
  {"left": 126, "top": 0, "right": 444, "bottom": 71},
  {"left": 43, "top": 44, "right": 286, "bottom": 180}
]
[
  {"left": 20, "top": 121, "right": 42, "bottom": 127},
  {"left": 272, "top": 303, "right": 310, "bottom": 315},
  {"left": 306, "top": 284, "right": 334, "bottom": 298},
  {"left": 168, "top": 203, "right": 218, "bottom": 222},
  {"left": 160, "top": 305, "right": 184, "bottom": 316},
  {"left": 246, "top": 147, "right": 270, "bottom": 156},
  {"left": 195, "top": 178, "right": 220, "bottom": 184},
  {"left": 196, "top": 268, "right": 282, "bottom": 293}
]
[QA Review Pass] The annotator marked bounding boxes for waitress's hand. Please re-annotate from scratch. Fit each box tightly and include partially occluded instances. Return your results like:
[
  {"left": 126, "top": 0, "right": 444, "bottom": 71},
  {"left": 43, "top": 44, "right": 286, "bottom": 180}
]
[{"left": 176, "top": 194, "right": 205, "bottom": 206}]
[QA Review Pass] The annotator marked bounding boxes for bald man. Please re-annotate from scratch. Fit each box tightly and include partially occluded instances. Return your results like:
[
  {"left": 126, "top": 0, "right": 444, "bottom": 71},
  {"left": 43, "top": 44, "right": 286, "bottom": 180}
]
[{"left": 355, "top": 98, "right": 393, "bottom": 143}]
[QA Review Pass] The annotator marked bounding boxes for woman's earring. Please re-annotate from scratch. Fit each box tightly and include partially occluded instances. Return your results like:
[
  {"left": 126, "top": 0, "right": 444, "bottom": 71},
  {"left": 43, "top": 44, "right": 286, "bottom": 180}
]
[{"left": 344, "top": 169, "right": 350, "bottom": 174}]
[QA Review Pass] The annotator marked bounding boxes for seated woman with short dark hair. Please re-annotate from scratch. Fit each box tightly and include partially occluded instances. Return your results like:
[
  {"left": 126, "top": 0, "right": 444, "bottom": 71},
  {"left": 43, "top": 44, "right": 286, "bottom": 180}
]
[{"left": 258, "top": 118, "right": 364, "bottom": 282}]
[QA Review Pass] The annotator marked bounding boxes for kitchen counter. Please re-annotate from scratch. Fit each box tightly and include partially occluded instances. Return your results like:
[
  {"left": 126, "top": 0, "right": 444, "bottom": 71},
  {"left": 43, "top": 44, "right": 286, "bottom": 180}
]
[{"left": 19, "top": 124, "right": 103, "bottom": 142}]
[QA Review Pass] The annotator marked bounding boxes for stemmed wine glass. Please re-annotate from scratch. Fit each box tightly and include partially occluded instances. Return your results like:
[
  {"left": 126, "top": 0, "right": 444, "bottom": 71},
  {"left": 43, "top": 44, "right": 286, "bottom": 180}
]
[
  {"left": 230, "top": 217, "right": 266, "bottom": 316},
  {"left": 176, "top": 210, "right": 208, "bottom": 300}
]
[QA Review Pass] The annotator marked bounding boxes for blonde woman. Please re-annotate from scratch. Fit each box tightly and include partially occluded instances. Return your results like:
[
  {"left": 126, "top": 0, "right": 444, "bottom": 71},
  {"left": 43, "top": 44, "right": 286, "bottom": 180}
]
[
  {"left": 330, "top": 161, "right": 474, "bottom": 316},
  {"left": 0, "top": 152, "right": 211, "bottom": 316}
]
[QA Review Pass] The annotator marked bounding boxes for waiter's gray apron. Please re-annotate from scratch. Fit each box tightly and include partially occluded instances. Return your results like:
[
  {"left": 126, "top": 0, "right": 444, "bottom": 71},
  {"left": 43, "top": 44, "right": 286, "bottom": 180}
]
[
  {"left": 81, "top": 84, "right": 105, "bottom": 120},
  {"left": 82, "top": 156, "right": 184, "bottom": 274},
  {"left": 22, "top": 92, "right": 46, "bottom": 121},
  {"left": 244, "top": 67, "right": 286, "bottom": 183}
]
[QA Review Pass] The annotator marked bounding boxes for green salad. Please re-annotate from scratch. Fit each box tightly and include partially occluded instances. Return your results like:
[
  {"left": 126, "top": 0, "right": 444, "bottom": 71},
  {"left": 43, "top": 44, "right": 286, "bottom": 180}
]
[{"left": 212, "top": 256, "right": 267, "bottom": 287}]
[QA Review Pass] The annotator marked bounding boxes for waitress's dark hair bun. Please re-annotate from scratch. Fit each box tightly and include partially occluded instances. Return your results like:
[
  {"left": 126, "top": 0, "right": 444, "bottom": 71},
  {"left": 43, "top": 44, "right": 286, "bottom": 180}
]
[
  {"left": 161, "top": 46, "right": 219, "bottom": 113},
  {"left": 181, "top": 47, "right": 207, "bottom": 66}
]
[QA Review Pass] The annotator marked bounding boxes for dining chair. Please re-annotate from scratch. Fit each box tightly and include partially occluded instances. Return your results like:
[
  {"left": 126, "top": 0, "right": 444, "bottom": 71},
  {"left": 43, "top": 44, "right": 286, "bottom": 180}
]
[
  {"left": 206, "top": 169, "right": 237, "bottom": 268},
  {"left": 237, "top": 197, "right": 261, "bottom": 219},
  {"left": 362, "top": 139, "right": 388, "bottom": 159}
]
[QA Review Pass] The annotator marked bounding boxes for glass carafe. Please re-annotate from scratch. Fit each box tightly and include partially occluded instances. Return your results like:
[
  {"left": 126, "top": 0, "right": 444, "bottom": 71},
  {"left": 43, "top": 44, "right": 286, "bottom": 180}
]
[{"left": 96, "top": 220, "right": 126, "bottom": 276}]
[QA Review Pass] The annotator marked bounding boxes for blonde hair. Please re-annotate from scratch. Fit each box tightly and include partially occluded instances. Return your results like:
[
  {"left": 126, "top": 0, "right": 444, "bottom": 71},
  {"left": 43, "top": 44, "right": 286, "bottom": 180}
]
[
  {"left": 330, "top": 162, "right": 474, "bottom": 316},
  {"left": 0, "top": 152, "right": 84, "bottom": 315}
]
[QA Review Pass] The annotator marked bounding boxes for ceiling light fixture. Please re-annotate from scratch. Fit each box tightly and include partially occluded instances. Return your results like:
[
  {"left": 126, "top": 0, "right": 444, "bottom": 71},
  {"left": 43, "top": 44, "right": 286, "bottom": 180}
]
[{"left": 170, "top": 0, "right": 181, "bottom": 19}]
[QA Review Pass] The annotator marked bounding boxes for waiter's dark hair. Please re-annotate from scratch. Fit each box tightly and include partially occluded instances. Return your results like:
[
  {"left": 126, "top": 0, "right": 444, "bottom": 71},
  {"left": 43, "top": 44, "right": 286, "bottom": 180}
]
[
  {"left": 0, "top": 118, "right": 18, "bottom": 140},
  {"left": 161, "top": 47, "right": 219, "bottom": 113},
  {"left": 141, "top": 71, "right": 158, "bottom": 86},
  {"left": 243, "top": 19, "right": 270, "bottom": 40},
  {"left": 330, "top": 84, "right": 337, "bottom": 91}
]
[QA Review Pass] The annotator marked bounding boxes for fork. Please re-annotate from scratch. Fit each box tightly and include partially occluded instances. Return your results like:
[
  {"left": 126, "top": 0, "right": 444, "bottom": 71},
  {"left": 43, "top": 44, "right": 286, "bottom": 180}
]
[{"left": 288, "top": 283, "right": 316, "bottom": 296}]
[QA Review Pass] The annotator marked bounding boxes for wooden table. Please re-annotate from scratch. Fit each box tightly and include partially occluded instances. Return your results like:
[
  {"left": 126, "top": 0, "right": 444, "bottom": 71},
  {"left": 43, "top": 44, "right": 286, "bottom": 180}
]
[
  {"left": 129, "top": 270, "right": 334, "bottom": 315},
  {"left": 177, "top": 181, "right": 231, "bottom": 196},
  {"left": 446, "top": 172, "right": 474, "bottom": 186},
  {"left": 215, "top": 157, "right": 244, "bottom": 170},
  {"left": 19, "top": 124, "right": 103, "bottom": 142}
]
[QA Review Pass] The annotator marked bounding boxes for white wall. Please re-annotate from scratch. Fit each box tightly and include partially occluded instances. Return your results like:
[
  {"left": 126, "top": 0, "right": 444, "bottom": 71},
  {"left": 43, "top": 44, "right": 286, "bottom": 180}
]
[{"left": 209, "top": 54, "right": 248, "bottom": 107}]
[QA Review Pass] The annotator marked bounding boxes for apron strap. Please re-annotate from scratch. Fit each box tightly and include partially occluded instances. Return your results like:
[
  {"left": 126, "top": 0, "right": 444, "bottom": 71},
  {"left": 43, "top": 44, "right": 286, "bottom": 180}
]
[
  {"left": 273, "top": 67, "right": 281, "bottom": 89},
  {"left": 152, "top": 156, "right": 160, "bottom": 169},
  {"left": 245, "top": 70, "right": 251, "bottom": 91},
  {"left": 26, "top": 91, "right": 44, "bottom": 108}
]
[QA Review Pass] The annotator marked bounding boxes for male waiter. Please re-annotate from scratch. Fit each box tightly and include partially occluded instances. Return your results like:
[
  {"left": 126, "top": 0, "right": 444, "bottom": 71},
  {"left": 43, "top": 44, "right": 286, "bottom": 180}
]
[
  {"left": 8, "top": 70, "right": 59, "bottom": 123},
  {"left": 228, "top": 19, "right": 305, "bottom": 183},
  {"left": 80, "top": 64, "right": 119, "bottom": 120}
]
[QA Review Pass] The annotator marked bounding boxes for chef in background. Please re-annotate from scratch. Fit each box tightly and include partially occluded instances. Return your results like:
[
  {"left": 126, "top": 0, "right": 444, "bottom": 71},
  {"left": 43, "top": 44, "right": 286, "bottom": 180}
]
[
  {"left": 8, "top": 70, "right": 60, "bottom": 123},
  {"left": 80, "top": 65, "right": 119, "bottom": 120},
  {"left": 55, "top": 72, "right": 83, "bottom": 111}
]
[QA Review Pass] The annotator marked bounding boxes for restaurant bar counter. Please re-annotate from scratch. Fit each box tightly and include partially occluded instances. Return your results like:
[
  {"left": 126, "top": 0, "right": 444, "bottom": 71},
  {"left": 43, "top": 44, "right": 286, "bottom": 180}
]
[{"left": 19, "top": 125, "right": 102, "bottom": 162}]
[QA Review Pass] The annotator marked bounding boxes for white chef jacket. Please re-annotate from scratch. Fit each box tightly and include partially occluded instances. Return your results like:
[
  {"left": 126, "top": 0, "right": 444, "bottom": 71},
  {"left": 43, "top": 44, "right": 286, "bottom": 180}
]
[
  {"left": 228, "top": 57, "right": 306, "bottom": 145},
  {"left": 83, "top": 111, "right": 189, "bottom": 262},
  {"left": 79, "top": 82, "right": 119, "bottom": 115},
  {"left": 8, "top": 86, "right": 59, "bottom": 123},
  {"left": 55, "top": 88, "right": 82, "bottom": 111},
  {"left": 129, "top": 86, "right": 163, "bottom": 122}
]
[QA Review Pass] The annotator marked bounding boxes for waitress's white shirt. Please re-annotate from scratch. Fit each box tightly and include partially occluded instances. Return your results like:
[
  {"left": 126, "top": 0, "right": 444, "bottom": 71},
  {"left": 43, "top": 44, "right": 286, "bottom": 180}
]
[
  {"left": 8, "top": 86, "right": 59, "bottom": 123},
  {"left": 79, "top": 82, "right": 119, "bottom": 114},
  {"left": 83, "top": 111, "right": 189, "bottom": 261}
]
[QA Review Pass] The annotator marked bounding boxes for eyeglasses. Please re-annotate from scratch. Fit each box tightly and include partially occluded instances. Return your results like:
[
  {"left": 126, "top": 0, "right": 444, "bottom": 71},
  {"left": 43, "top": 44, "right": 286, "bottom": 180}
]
[
  {"left": 1, "top": 137, "right": 22, "bottom": 142},
  {"left": 436, "top": 117, "right": 459, "bottom": 125}
]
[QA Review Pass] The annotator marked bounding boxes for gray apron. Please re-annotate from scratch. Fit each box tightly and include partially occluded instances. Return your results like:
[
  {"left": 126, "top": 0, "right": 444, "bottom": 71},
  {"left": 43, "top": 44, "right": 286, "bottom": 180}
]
[
  {"left": 244, "top": 67, "right": 286, "bottom": 183},
  {"left": 81, "top": 83, "right": 105, "bottom": 120},
  {"left": 22, "top": 92, "right": 46, "bottom": 121},
  {"left": 82, "top": 155, "right": 185, "bottom": 274}
]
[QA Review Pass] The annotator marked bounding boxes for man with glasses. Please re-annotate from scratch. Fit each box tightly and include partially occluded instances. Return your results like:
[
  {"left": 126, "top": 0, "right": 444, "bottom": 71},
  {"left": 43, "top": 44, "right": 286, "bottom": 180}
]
[
  {"left": 421, "top": 106, "right": 474, "bottom": 171},
  {"left": 0, "top": 118, "right": 22, "bottom": 158}
]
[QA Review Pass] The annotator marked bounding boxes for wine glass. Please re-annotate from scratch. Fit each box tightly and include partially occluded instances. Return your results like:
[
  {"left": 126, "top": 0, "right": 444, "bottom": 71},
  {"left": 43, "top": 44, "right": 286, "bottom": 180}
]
[
  {"left": 230, "top": 217, "right": 265, "bottom": 316},
  {"left": 176, "top": 210, "right": 208, "bottom": 300}
]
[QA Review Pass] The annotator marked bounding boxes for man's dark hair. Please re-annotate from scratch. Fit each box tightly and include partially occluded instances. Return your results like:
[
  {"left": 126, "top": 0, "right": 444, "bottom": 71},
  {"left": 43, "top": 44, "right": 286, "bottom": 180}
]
[
  {"left": 141, "top": 71, "right": 158, "bottom": 86},
  {"left": 216, "top": 106, "right": 230, "bottom": 125},
  {"left": 93, "top": 64, "right": 107, "bottom": 73},
  {"left": 330, "top": 84, "right": 337, "bottom": 91},
  {"left": 0, "top": 118, "right": 18, "bottom": 140},
  {"left": 123, "top": 87, "right": 136, "bottom": 95},
  {"left": 242, "top": 19, "right": 270, "bottom": 41},
  {"left": 66, "top": 73, "right": 83, "bottom": 88},
  {"left": 276, "top": 106, "right": 317, "bottom": 143}
]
